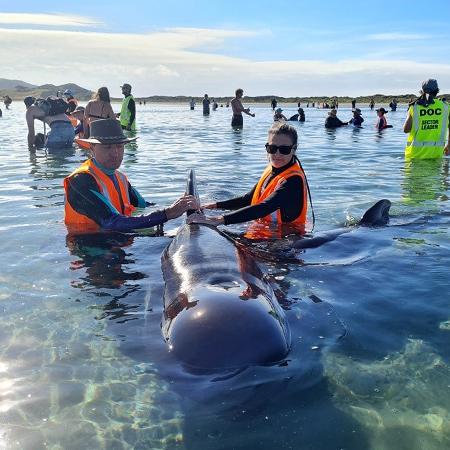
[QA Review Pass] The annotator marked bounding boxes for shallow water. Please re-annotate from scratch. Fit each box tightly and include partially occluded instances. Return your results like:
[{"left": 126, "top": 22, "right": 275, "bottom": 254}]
[{"left": 0, "top": 102, "right": 449, "bottom": 450}]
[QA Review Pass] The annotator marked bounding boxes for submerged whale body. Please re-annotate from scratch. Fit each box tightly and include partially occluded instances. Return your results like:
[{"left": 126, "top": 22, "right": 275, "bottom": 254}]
[
  {"left": 161, "top": 224, "right": 291, "bottom": 371},
  {"left": 161, "top": 170, "right": 290, "bottom": 372},
  {"left": 292, "top": 199, "right": 391, "bottom": 250}
]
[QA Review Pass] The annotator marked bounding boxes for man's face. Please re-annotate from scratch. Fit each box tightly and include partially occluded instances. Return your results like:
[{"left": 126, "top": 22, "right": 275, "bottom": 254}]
[
  {"left": 92, "top": 143, "right": 125, "bottom": 170},
  {"left": 122, "top": 87, "right": 130, "bottom": 96}
]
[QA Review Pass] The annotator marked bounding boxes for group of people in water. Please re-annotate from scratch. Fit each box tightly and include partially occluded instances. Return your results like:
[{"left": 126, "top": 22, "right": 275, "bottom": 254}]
[
  {"left": 16, "top": 77, "right": 450, "bottom": 237},
  {"left": 23, "top": 84, "right": 136, "bottom": 149}
]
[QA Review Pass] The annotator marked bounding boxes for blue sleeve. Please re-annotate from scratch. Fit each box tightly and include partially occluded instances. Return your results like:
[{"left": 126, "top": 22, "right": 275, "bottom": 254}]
[
  {"left": 99, "top": 209, "right": 168, "bottom": 232},
  {"left": 129, "top": 185, "right": 147, "bottom": 208}
]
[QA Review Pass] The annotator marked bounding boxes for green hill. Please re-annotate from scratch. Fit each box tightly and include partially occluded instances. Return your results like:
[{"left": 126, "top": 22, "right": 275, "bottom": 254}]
[{"left": 0, "top": 80, "right": 93, "bottom": 102}]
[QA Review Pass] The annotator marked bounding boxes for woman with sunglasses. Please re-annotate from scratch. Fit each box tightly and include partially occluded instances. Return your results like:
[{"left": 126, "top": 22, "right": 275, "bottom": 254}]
[{"left": 188, "top": 123, "right": 310, "bottom": 236}]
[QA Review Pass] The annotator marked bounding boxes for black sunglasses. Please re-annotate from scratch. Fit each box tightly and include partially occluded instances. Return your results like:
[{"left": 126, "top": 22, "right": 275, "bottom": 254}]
[{"left": 265, "top": 143, "right": 294, "bottom": 155}]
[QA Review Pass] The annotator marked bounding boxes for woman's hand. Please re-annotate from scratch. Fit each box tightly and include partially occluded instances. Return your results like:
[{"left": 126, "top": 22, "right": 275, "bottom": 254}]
[
  {"left": 186, "top": 212, "right": 224, "bottom": 226},
  {"left": 165, "top": 195, "right": 200, "bottom": 220},
  {"left": 201, "top": 202, "right": 217, "bottom": 209}
]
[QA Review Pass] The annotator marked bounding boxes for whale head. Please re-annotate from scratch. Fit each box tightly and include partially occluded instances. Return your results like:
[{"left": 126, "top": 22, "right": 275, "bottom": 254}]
[{"left": 165, "top": 283, "right": 290, "bottom": 372}]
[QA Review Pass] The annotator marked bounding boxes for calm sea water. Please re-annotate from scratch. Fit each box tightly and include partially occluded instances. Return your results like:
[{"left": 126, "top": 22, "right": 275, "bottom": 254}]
[{"left": 0, "top": 102, "right": 449, "bottom": 450}]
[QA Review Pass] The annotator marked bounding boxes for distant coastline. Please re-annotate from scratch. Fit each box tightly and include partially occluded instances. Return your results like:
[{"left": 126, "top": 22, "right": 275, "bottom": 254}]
[{"left": 1, "top": 78, "right": 448, "bottom": 105}]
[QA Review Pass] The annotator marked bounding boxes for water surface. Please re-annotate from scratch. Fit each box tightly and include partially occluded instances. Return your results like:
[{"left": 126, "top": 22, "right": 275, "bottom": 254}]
[{"left": 0, "top": 103, "right": 449, "bottom": 450}]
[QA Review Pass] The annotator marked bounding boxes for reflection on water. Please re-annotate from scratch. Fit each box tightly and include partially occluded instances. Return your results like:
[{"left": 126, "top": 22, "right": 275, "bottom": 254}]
[
  {"left": 0, "top": 103, "right": 449, "bottom": 449},
  {"left": 401, "top": 158, "right": 449, "bottom": 206}
]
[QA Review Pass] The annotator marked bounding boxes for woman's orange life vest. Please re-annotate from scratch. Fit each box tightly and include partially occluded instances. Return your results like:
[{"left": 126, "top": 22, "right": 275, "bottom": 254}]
[
  {"left": 250, "top": 161, "right": 308, "bottom": 227},
  {"left": 64, "top": 159, "right": 136, "bottom": 232}
]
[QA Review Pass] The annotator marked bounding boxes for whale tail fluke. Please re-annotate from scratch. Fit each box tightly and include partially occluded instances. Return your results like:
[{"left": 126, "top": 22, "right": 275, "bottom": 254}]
[{"left": 359, "top": 199, "right": 391, "bottom": 227}]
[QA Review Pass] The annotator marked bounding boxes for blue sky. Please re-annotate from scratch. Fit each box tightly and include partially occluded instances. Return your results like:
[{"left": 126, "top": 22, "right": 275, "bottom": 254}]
[{"left": 1, "top": 1, "right": 449, "bottom": 96}]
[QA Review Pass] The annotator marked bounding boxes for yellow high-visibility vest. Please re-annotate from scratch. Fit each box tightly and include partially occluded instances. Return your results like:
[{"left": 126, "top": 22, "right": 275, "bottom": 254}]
[
  {"left": 119, "top": 95, "right": 136, "bottom": 130},
  {"left": 405, "top": 99, "right": 449, "bottom": 159}
]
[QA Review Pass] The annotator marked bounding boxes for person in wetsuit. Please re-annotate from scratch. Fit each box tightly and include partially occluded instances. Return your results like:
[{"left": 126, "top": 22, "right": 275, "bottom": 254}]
[
  {"left": 325, "top": 109, "right": 348, "bottom": 128},
  {"left": 187, "top": 123, "right": 309, "bottom": 235},
  {"left": 375, "top": 107, "right": 392, "bottom": 130},
  {"left": 64, "top": 119, "right": 199, "bottom": 234},
  {"left": 349, "top": 108, "right": 364, "bottom": 127}
]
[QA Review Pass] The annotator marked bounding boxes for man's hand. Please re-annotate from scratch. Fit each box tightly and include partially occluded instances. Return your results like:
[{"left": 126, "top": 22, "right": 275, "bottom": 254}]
[
  {"left": 165, "top": 195, "right": 200, "bottom": 220},
  {"left": 186, "top": 212, "right": 224, "bottom": 226}
]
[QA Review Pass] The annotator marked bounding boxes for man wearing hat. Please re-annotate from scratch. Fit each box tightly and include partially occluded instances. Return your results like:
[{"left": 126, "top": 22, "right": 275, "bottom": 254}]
[
  {"left": 64, "top": 119, "right": 198, "bottom": 233},
  {"left": 117, "top": 83, "right": 136, "bottom": 131},
  {"left": 349, "top": 108, "right": 364, "bottom": 127},
  {"left": 403, "top": 79, "right": 450, "bottom": 159}
]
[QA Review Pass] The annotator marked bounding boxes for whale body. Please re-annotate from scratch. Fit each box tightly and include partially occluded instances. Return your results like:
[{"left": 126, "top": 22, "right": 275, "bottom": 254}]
[
  {"left": 292, "top": 199, "right": 391, "bottom": 250},
  {"left": 161, "top": 170, "right": 290, "bottom": 372},
  {"left": 161, "top": 224, "right": 291, "bottom": 371}
]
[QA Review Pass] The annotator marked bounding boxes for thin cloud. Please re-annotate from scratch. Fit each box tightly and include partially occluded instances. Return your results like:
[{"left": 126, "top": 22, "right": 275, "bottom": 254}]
[
  {"left": 0, "top": 26, "right": 448, "bottom": 96},
  {"left": 367, "top": 32, "right": 429, "bottom": 41},
  {"left": 0, "top": 13, "right": 101, "bottom": 27}
]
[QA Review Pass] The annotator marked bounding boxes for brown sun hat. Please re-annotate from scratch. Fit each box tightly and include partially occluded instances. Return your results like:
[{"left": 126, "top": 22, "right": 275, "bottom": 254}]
[{"left": 77, "top": 119, "right": 137, "bottom": 144}]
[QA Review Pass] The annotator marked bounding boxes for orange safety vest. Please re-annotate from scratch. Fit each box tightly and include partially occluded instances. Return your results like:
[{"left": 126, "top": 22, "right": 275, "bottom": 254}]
[
  {"left": 64, "top": 159, "right": 135, "bottom": 232},
  {"left": 250, "top": 161, "right": 307, "bottom": 226}
]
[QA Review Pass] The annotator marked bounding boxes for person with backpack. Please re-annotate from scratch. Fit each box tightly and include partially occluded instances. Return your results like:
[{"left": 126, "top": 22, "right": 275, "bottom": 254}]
[{"left": 24, "top": 96, "right": 75, "bottom": 149}]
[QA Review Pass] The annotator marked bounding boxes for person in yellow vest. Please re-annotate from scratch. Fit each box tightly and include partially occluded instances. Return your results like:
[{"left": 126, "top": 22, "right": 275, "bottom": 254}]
[
  {"left": 64, "top": 119, "right": 198, "bottom": 233},
  {"left": 187, "top": 122, "right": 309, "bottom": 236},
  {"left": 403, "top": 79, "right": 450, "bottom": 159},
  {"left": 117, "top": 83, "right": 136, "bottom": 131}
]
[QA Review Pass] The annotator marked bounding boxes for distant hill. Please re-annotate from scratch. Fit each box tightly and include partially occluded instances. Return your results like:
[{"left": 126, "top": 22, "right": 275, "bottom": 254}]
[
  {"left": 0, "top": 79, "right": 93, "bottom": 101},
  {"left": 1, "top": 78, "right": 448, "bottom": 105},
  {"left": 0, "top": 78, "right": 36, "bottom": 90},
  {"left": 135, "top": 94, "right": 450, "bottom": 105}
]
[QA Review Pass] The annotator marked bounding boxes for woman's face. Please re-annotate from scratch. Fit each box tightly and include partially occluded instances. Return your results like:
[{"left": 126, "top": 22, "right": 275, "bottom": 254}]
[{"left": 266, "top": 133, "right": 296, "bottom": 169}]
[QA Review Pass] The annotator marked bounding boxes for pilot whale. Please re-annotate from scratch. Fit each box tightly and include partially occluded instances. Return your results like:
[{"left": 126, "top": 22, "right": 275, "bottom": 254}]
[
  {"left": 161, "top": 170, "right": 290, "bottom": 372},
  {"left": 291, "top": 199, "right": 392, "bottom": 250}
]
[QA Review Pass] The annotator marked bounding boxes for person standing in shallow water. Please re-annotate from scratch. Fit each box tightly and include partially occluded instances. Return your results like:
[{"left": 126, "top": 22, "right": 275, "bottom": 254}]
[
  {"left": 202, "top": 94, "right": 210, "bottom": 115},
  {"left": 64, "top": 119, "right": 199, "bottom": 234},
  {"left": 187, "top": 122, "right": 309, "bottom": 237},
  {"left": 117, "top": 83, "right": 135, "bottom": 131},
  {"left": 231, "top": 88, "right": 255, "bottom": 127},
  {"left": 84, "top": 87, "right": 115, "bottom": 138},
  {"left": 403, "top": 78, "right": 450, "bottom": 159}
]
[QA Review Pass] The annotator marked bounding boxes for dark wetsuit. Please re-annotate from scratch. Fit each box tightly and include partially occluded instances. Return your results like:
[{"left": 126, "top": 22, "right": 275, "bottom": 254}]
[
  {"left": 203, "top": 99, "right": 210, "bottom": 115},
  {"left": 217, "top": 159, "right": 304, "bottom": 225},
  {"left": 349, "top": 116, "right": 364, "bottom": 126},
  {"left": 66, "top": 161, "right": 167, "bottom": 232},
  {"left": 325, "top": 116, "right": 346, "bottom": 128}
]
